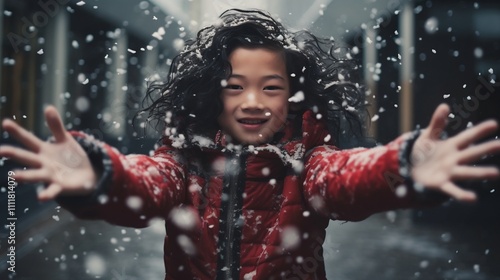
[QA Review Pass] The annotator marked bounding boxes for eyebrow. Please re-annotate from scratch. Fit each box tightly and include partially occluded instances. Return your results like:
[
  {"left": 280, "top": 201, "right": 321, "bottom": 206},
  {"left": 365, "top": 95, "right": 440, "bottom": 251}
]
[{"left": 229, "top": 74, "right": 286, "bottom": 81}]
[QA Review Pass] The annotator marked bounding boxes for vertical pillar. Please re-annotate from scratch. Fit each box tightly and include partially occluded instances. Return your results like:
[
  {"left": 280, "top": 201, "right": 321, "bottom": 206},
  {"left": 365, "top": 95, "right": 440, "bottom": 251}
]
[
  {"left": 130, "top": 45, "right": 158, "bottom": 139},
  {"left": 0, "top": 0, "right": 4, "bottom": 97},
  {"left": 40, "top": 8, "right": 68, "bottom": 135},
  {"left": 364, "top": 26, "right": 378, "bottom": 138},
  {"left": 105, "top": 29, "right": 127, "bottom": 137},
  {"left": 399, "top": 0, "right": 415, "bottom": 133}
]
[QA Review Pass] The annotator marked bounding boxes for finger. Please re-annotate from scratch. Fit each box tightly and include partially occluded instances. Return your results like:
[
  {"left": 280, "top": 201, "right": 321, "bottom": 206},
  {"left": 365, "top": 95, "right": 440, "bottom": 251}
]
[
  {"left": 452, "top": 166, "right": 500, "bottom": 180},
  {"left": 38, "top": 183, "right": 62, "bottom": 201},
  {"left": 13, "top": 168, "right": 51, "bottom": 183},
  {"left": 452, "top": 120, "right": 498, "bottom": 149},
  {"left": 423, "top": 104, "right": 450, "bottom": 140},
  {"left": 2, "top": 119, "right": 44, "bottom": 151},
  {"left": 0, "top": 146, "right": 42, "bottom": 167},
  {"left": 458, "top": 140, "right": 500, "bottom": 164},
  {"left": 44, "top": 106, "right": 68, "bottom": 142},
  {"left": 440, "top": 181, "right": 477, "bottom": 202}
]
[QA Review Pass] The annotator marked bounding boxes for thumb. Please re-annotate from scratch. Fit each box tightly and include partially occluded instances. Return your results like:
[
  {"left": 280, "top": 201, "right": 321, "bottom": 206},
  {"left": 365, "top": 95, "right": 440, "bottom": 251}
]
[
  {"left": 44, "top": 105, "right": 68, "bottom": 142},
  {"left": 424, "top": 103, "right": 450, "bottom": 140}
]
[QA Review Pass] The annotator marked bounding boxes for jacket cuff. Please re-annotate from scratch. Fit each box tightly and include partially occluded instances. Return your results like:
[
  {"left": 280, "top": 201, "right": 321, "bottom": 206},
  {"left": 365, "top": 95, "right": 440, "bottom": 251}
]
[
  {"left": 56, "top": 133, "right": 113, "bottom": 207},
  {"left": 399, "top": 129, "right": 449, "bottom": 203}
]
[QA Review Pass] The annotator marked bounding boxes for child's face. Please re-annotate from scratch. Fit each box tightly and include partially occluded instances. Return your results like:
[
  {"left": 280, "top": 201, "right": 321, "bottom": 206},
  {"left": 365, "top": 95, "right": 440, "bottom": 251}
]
[{"left": 218, "top": 47, "right": 290, "bottom": 145}]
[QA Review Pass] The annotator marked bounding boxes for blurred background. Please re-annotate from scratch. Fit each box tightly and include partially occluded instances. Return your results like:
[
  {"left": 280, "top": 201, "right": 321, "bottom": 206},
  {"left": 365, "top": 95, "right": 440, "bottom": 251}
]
[{"left": 0, "top": 0, "right": 499, "bottom": 279}]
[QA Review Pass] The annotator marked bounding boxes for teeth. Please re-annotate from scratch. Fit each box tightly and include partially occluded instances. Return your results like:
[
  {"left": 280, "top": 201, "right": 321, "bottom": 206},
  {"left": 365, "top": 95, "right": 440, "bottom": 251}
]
[{"left": 240, "top": 119, "right": 265, "bottom": 124}]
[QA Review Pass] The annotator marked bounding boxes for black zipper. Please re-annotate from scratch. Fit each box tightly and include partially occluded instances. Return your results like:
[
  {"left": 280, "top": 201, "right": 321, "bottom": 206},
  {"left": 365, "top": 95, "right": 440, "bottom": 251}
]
[{"left": 216, "top": 151, "right": 247, "bottom": 280}]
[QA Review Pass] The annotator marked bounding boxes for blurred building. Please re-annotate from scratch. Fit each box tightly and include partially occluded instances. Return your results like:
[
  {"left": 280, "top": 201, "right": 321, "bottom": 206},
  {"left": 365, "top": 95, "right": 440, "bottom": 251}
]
[{"left": 0, "top": 0, "right": 499, "bottom": 275}]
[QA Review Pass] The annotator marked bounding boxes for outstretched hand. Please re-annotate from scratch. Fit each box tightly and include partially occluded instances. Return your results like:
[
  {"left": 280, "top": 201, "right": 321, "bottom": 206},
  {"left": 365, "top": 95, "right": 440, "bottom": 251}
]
[
  {"left": 0, "top": 106, "right": 97, "bottom": 201},
  {"left": 410, "top": 104, "right": 500, "bottom": 202}
]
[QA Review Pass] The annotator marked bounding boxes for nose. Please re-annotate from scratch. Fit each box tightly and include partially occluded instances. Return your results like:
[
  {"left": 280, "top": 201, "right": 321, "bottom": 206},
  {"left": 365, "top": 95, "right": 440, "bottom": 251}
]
[{"left": 240, "top": 92, "right": 264, "bottom": 111}]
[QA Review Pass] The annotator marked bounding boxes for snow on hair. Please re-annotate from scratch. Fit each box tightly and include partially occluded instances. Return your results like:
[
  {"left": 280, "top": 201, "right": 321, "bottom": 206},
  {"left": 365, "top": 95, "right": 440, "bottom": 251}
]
[{"left": 137, "top": 9, "right": 367, "bottom": 148}]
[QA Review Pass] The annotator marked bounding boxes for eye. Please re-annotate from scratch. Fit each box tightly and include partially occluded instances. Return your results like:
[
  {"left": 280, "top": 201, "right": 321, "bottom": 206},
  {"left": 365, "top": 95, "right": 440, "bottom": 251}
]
[
  {"left": 225, "top": 84, "right": 243, "bottom": 90},
  {"left": 263, "top": 86, "right": 283, "bottom": 91}
]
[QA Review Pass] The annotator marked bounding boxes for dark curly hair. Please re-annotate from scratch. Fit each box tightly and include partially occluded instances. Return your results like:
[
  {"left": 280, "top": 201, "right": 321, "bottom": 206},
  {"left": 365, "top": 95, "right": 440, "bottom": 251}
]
[{"left": 138, "top": 9, "right": 367, "bottom": 148}]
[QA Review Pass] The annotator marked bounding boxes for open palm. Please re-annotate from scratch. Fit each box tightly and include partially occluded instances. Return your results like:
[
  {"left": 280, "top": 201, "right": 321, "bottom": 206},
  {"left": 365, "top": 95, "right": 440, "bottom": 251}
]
[
  {"left": 0, "top": 106, "right": 97, "bottom": 201},
  {"left": 410, "top": 104, "right": 500, "bottom": 202}
]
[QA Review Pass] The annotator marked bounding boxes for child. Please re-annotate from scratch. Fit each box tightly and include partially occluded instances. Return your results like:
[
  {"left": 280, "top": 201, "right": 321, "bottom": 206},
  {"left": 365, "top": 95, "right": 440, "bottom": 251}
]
[{"left": 1, "top": 9, "right": 500, "bottom": 280}]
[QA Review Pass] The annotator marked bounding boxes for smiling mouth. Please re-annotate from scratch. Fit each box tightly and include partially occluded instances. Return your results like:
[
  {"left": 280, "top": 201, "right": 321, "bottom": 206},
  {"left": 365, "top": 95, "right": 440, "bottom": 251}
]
[{"left": 238, "top": 119, "right": 268, "bottom": 125}]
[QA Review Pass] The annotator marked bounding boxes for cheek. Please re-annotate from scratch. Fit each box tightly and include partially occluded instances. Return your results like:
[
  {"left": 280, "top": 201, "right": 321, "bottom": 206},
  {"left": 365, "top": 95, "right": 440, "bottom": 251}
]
[
  {"left": 269, "top": 102, "right": 289, "bottom": 127},
  {"left": 218, "top": 99, "right": 234, "bottom": 127},
  {"left": 276, "top": 99, "right": 289, "bottom": 117},
  {"left": 220, "top": 96, "right": 238, "bottom": 113},
  {"left": 218, "top": 99, "right": 231, "bottom": 117}
]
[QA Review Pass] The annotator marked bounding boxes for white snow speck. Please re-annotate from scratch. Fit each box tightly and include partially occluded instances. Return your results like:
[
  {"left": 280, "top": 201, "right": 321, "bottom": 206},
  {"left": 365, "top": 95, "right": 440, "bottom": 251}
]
[
  {"left": 395, "top": 185, "right": 407, "bottom": 197},
  {"left": 85, "top": 34, "right": 94, "bottom": 42},
  {"left": 324, "top": 134, "right": 331, "bottom": 143},
  {"left": 244, "top": 270, "right": 257, "bottom": 280},
  {"left": 76, "top": 1, "right": 85, "bottom": 6},
  {"left": 474, "top": 47, "right": 483, "bottom": 58},
  {"left": 424, "top": 17, "right": 439, "bottom": 34},
  {"left": 281, "top": 226, "right": 300, "bottom": 250},
  {"left": 76, "top": 96, "right": 90, "bottom": 112},
  {"left": 172, "top": 38, "right": 185, "bottom": 51},
  {"left": 177, "top": 235, "right": 196, "bottom": 255},
  {"left": 170, "top": 207, "right": 197, "bottom": 230},
  {"left": 77, "top": 73, "right": 88, "bottom": 84},
  {"left": 473, "top": 264, "right": 480, "bottom": 273},
  {"left": 84, "top": 253, "right": 106, "bottom": 276},
  {"left": 261, "top": 167, "right": 270, "bottom": 176},
  {"left": 37, "top": 49, "right": 44, "bottom": 55},
  {"left": 126, "top": 196, "right": 143, "bottom": 211},
  {"left": 386, "top": 211, "right": 397, "bottom": 223},
  {"left": 288, "top": 91, "right": 304, "bottom": 103},
  {"left": 152, "top": 27, "right": 166, "bottom": 40},
  {"left": 441, "top": 232, "right": 452, "bottom": 242}
]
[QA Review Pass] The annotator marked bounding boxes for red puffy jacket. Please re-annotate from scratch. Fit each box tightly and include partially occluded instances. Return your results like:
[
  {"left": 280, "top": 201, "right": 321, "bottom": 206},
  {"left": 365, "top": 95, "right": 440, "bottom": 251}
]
[{"left": 60, "top": 110, "right": 435, "bottom": 279}]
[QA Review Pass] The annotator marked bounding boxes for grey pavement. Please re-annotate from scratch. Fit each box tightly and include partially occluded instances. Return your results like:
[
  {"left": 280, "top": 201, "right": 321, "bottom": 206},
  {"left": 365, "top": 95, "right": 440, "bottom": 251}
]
[{"left": 1, "top": 205, "right": 499, "bottom": 280}]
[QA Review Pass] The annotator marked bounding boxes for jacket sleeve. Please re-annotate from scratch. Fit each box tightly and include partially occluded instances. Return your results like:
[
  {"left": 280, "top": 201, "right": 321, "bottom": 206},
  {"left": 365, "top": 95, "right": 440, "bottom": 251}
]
[
  {"left": 302, "top": 133, "right": 445, "bottom": 222},
  {"left": 57, "top": 132, "right": 187, "bottom": 228}
]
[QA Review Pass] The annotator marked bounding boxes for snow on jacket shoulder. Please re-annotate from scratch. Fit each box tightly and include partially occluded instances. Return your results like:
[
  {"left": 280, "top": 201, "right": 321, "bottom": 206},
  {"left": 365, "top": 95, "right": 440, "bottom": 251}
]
[{"left": 58, "top": 110, "right": 439, "bottom": 280}]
